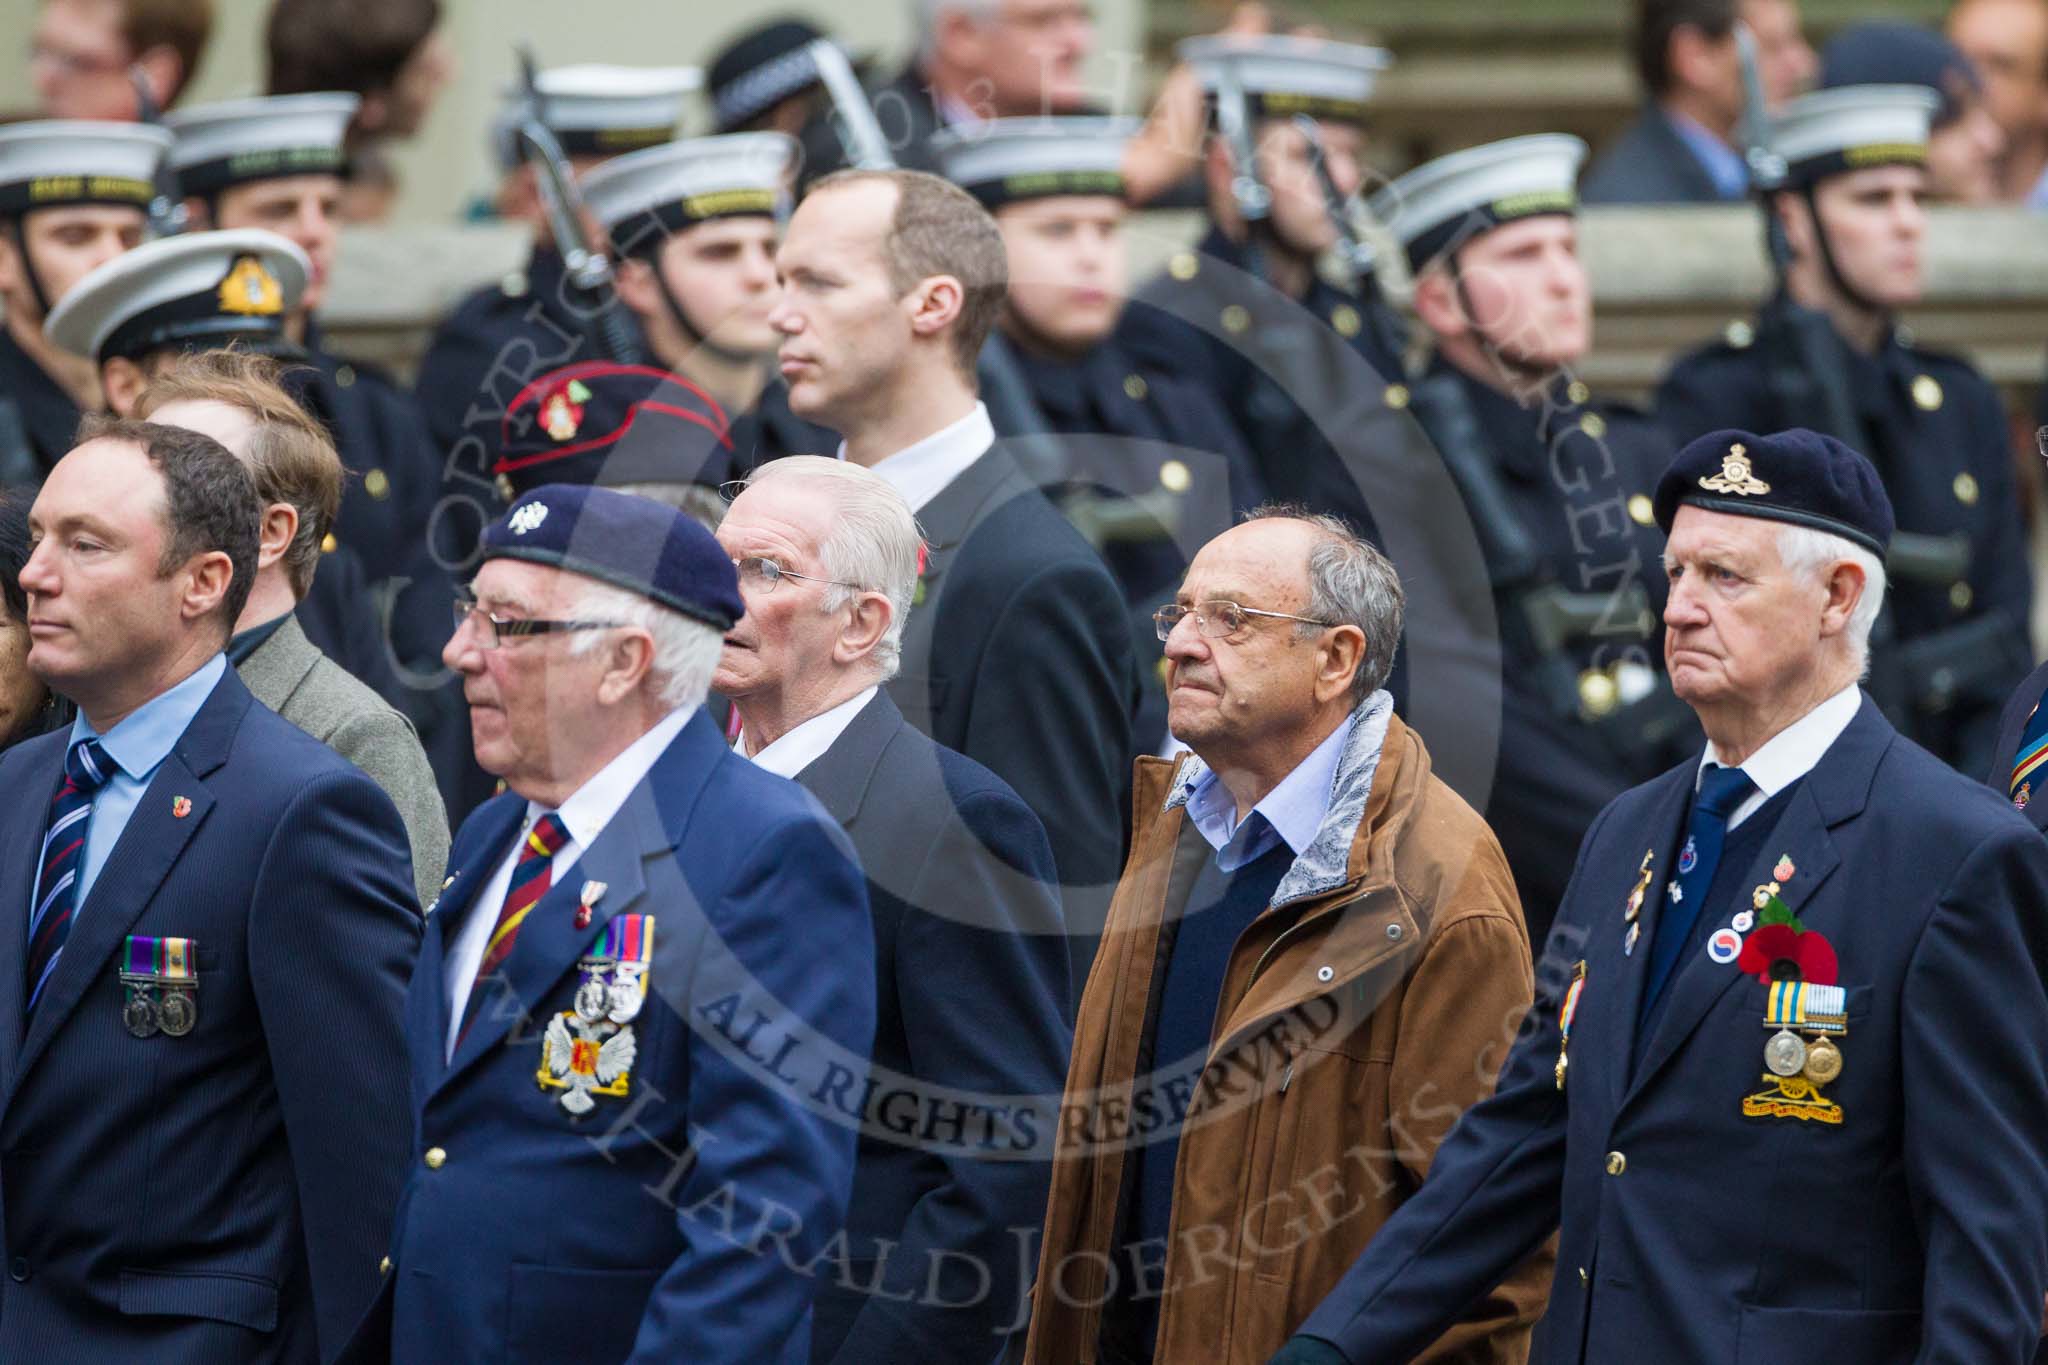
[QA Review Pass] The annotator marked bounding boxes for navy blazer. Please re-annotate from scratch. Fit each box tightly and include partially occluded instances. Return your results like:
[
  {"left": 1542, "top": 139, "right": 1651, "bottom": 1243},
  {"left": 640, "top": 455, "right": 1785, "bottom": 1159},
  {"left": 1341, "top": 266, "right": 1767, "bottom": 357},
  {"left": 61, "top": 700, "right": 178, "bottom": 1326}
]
[
  {"left": 1986, "top": 657, "right": 2048, "bottom": 834},
  {"left": 0, "top": 667, "right": 420, "bottom": 1364},
  {"left": 350, "top": 707, "right": 876, "bottom": 1365},
  {"left": 1297, "top": 696, "right": 2048, "bottom": 1363},
  {"left": 794, "top": 691, "right": 1072, "bottom": 1365},
  {"left": 1580, "top": 107, "right": 1729, "bottom": 205},
  {"left": 885, "top": 443, "right": 1141, "bottom": 979}
]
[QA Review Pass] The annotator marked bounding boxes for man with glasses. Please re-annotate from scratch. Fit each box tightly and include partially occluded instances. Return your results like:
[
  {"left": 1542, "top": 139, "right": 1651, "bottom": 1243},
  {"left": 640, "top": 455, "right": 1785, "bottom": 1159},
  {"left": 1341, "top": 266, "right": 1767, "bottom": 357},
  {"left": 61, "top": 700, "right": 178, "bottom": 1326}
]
[
  {"left": 714, "top": 455, "right": 1071, "bottom": 1364},
  {"left": 352, "top": 482, "right": 875, "bottom": 1365},
  {"left": 1024, "top": 507, "right": 1548, "bottom": 1365}
]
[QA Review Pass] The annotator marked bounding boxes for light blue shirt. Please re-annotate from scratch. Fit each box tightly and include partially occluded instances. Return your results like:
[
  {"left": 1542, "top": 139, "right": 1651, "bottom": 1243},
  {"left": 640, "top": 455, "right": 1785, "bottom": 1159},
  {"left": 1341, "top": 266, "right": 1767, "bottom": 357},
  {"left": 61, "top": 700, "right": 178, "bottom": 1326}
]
[
  {"left": 62, "top": 653, "right": 226, "bottom": 910},
  {"left": 1666, "top": 108, "right": 1750, "bottom": 200},
  {"left": 1185, "top": 711, "right": 1356, "bottom": 872}
]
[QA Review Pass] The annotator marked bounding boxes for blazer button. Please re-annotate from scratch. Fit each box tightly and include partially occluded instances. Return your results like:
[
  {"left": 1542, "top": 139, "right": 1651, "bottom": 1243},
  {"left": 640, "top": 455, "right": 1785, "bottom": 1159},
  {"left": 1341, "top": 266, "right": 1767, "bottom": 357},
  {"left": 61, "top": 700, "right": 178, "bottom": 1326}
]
[
  {"left": 379, "top": 1256, "right": 393, "bottom": 1275},
  {"left": 1605, "top": 1151, "right": 1627, "bottom": 1176},
  {"left": 8, "top": 1255, "right": 27, "bottom": 1282},
  {"left": 1578, "top": 1266, "right": 1589, "bottom": 1287},
  {"left": 424, "top": 1146, "right": 447, "bottom": 1170}
]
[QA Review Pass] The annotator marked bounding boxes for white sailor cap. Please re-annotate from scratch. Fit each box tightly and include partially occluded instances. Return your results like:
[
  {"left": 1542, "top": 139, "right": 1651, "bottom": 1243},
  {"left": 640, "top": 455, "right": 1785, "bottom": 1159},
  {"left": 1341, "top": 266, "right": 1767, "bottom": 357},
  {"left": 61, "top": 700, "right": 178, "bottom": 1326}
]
[
  {"left": 495, "top": 64, "right": 701, "bottom": 167},
  {"left": 1368, "top": 133, "right": 1587, "bottom": 273},
  {"left": 45, "top": 228, "right": 309, "bottom": 365},
  {"left": 165, "top": 93, "right": 359, "bottom": 197},
  {"left": 1772, "top": 84, "right": 1939, "bottom": 186},
  {"left": 0, "top": 120, "right": 171, "bottom": 218},
  {"left": 581, "top": 132, "right": 796, "bottom": 255},
  {"left": 1179, "top": 35, "right": 1390, "bottom": 126},
  {"left": 931, "top": 117, "right": 1137, "bottom": 208}
]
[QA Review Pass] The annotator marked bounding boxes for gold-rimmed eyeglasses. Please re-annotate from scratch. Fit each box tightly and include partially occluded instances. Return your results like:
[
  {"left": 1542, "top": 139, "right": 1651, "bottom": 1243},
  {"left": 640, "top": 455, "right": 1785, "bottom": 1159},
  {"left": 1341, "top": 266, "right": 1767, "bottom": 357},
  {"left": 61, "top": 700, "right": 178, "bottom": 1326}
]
[{"left": 1153, "top": 600, "right": 1338, "bottom": 642}]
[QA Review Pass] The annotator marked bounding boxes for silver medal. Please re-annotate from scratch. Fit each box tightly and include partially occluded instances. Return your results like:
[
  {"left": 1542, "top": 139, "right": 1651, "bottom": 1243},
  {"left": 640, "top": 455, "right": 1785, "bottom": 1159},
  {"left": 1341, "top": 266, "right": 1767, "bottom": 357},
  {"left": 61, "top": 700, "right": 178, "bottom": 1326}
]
[
  {"left": 157, "top": 989, "right": 196, "bottom": 1037},
  {"left": 123, "top": 991, "right": 160, "bottom": 1038},
  {"left": 1764, "top": 1028, "right": 1808, "bottom": 1077},
  {"left": 574, "top": 978, "right": 609, "bottom": 1022}
]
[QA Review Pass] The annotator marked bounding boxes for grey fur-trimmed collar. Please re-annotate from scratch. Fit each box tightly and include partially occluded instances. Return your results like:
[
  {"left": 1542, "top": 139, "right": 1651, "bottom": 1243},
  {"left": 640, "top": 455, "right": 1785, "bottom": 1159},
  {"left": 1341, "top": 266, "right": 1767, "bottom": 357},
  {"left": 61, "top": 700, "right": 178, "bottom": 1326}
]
[{"left": 1164, "top": 690, "right": 1395, "bottom": 908}]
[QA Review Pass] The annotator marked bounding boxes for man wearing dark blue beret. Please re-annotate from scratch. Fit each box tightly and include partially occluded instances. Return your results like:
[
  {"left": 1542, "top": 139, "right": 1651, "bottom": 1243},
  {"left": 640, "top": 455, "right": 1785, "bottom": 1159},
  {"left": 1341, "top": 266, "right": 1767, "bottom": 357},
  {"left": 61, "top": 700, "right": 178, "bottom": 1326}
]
[
  {"left": 342, "top": 485, "right": 878, "bottom": 1365},
  {"left": 1271, "top": 429, "right": 2048, "bottom": 1365}
]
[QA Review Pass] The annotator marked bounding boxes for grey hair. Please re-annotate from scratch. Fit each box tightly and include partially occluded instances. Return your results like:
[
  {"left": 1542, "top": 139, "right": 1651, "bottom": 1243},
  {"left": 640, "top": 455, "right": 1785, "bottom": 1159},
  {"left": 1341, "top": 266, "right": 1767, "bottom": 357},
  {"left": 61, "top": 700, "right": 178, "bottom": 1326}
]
[
  {"left": 565, "top": 578, "right": 728, "bottom": 711},
  {"left": 1775, "top": 523, "right": 1887, "bottom": 676},
  {"left": 1242, "top": 502, "right": 1405, "bottom": 705},
  {"left": 914, "top": 0, "right": 1002, "bottom": 60},
  {"left": 741, "top": 455, "right": 922, "bottom": 680}
]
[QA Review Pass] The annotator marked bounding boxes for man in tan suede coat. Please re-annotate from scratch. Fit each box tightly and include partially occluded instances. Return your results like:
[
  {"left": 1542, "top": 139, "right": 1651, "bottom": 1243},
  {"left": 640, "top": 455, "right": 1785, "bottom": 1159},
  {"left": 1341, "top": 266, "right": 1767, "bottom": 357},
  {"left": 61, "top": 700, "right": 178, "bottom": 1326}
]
[{"left": 1023, "top": 508, "right": 1552, "bottom": 1365}]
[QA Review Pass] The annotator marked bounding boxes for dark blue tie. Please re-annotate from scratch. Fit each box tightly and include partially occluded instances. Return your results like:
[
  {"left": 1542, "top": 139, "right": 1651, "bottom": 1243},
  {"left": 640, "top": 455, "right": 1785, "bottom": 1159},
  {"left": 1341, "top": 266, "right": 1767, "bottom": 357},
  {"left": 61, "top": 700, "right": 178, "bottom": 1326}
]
[
  {"left": 27, "top": 737, "right": 115, "bottom": 1014},
  {"left": 1639, "top": 763, "right": 1756, "bottom": 1023}
]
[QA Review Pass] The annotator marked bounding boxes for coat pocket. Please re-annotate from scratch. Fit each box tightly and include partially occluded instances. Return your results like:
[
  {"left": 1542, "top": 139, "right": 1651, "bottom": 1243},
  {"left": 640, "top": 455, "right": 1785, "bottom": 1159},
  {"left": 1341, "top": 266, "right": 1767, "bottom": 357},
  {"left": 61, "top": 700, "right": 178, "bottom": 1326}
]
[
  {"left": 505, "top": 1262, "right": 663, "bottom": 1364},
  {"left": 117, "top": 1266, "right": 279, "bottom": 1332},
  {"left": 1733, "top": 1303, "right": 1919, "bottom": 1362}
]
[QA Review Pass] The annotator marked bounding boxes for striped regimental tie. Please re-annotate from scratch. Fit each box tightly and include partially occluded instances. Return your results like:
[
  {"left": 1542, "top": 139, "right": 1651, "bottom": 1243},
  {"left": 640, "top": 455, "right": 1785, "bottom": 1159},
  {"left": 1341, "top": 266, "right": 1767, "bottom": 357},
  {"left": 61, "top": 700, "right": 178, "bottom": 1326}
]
[
  {"left": 26, "top": 738, "right": 115, "bottom": 1015},
  {"left": 2010, "top": 691, "right": 2048, "bottom": 808},
  {"left": 456, "top": 812, "right": 570, "bottom": 1045}
]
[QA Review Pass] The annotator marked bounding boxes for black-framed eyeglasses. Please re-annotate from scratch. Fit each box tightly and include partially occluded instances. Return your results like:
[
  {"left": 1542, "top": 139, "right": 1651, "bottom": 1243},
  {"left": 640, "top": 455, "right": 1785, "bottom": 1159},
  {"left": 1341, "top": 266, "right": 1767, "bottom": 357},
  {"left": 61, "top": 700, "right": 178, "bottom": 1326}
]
[
  {"left": 732, "top": 555, "right": 860, "bottom": 594},
  {"left": 1153, "top": 600, "right": 1338, "bottom": 642},
  {"left": 452, "top": 597, "right": 625, "bottom": 649}
]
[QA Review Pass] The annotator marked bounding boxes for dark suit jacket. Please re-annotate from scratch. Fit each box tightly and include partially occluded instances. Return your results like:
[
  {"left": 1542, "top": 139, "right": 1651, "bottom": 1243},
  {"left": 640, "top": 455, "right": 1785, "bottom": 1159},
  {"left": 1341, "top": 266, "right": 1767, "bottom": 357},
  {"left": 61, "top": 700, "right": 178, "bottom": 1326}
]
[
  {"left": 1299, "top": 696, "right": 2048, "bottom": 1363},
  {"left": 352, "top": 708, "right": 875, "bottom": 1365},
  {"left": 0, "top": 667, "right": 420, "bottom": 1363},
  {"left": 884, "top": 443, "right": 1140, "bottom": 974},
  {"left": 1581, "top": 106, "right": 1730, "bottom": 205},
  {"left": 793, "top": 691, "right": 1072, "bottom": 1365},
  {"left": 1986, "top": 657, "right": 2048, "bottom": 832}
]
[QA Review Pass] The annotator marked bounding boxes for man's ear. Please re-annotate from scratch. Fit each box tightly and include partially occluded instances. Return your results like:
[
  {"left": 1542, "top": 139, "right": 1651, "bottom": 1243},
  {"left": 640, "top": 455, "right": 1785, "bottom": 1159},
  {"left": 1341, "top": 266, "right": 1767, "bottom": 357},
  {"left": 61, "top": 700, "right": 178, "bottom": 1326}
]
[
  {"left": 1411, "top": 265, "right": 1466, "bottom": 340},
  {"left": 181, "top": 549, "right": 236, "bottom": 625},
  {"left": 134, "top": 44, "right": 184, "bottom": 111},
  {"left": 181, "top": 195, "right": 212, "bottom": 231},
  {"left": 1818, "top": 558, "right": 1867, "bottom": 640},
  {"left": 595, "top": 628, "right": 657, "bottom": 705},
  {"left": 614, "top": 255, "right": 659, "bottom": 318},
  {"left": 101, "top": 357, "right": 148, "bottom": 418},
  {"left": 1313, "top": 624, "right": 1367, "bottom": 707},
  {"left": 907, "top": 273, "right": 966, "bottom": 340},
  {"left": 256, "top": 502, "right": 299, "bottom": 572},
  {"left": 834, "top": 590, "right": 893, "bottom": 666}
]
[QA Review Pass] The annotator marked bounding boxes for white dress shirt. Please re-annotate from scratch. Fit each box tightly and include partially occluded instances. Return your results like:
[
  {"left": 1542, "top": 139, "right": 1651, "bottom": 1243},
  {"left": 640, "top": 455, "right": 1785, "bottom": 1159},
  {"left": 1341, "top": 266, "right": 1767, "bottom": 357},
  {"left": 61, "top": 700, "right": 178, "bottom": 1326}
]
[
  {"left": 1700, "top": 683, "right": 1861, "bottom": 830},
  {"left": 736, "top": 687, "right": 878, "bottom": 778},
  {"left": 443, "top": 705, "right": 695, "bottom": 1057},
  {"left": 843, "top": 403, "right": 994, "bottom": 513}
]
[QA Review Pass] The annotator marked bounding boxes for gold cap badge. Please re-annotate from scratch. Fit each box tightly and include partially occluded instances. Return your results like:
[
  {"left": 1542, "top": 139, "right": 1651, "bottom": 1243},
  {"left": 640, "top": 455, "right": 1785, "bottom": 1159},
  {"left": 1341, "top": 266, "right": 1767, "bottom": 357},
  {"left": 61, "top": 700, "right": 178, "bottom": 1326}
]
[
  {"left": 1698, "top": 442, "right": 1771, "bottom": 497},
  {"left": 218, "top": 255, "right": 283, "bottom": 317}
]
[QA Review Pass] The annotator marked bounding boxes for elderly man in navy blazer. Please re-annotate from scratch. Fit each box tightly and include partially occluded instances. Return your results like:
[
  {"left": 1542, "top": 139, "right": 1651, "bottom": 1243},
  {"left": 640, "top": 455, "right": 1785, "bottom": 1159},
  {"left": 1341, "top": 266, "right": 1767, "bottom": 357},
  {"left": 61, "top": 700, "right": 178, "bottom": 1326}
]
[
  {"left": 1273, "top": 429, "right": 2048, "bottom": 1365},
  {"left": 0, "top": 418, "right": 420, "bottom": 1362},
  {"left": 717, "top": 455, "right": 1072, "bottom": 1364},
  {"left": 346, "top": 484, "right": 876, "bottom": 1365}
]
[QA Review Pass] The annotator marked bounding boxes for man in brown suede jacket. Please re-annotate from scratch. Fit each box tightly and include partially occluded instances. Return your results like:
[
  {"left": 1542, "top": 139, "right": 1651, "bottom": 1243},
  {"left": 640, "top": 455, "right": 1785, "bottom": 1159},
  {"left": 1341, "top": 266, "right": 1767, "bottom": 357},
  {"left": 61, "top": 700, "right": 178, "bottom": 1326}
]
[{"left": 1024, "top": 508, "right": 1552, "bottom": 1365}]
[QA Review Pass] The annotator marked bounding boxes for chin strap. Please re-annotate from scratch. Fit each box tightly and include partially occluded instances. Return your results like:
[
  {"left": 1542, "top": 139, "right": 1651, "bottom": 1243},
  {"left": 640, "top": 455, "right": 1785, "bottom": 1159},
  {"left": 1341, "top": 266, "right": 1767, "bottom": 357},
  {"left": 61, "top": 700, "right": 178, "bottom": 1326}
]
[
  {"left": 1797, "top": 185, "right": 1889, "bottom": 325},
  {"left": 1447, "top": 247, "right": 1555, "bottom": 386},
  {"left": 634, "top": 247, "right": 764, "bottom": 368},
  {"left": 5, "top": 219, "right": 52, "bottom": 323}
]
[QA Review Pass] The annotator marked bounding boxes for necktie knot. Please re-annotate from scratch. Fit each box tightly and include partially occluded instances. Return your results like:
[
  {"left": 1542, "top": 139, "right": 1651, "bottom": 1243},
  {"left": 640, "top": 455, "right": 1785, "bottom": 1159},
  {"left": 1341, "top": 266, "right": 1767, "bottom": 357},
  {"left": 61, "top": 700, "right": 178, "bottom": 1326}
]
[
  {"left": 64, "top": 738, "right": 113, "bottom": 795},
  {"left": 525, "top": 812, "right": 569, "bottom": 862},
  {"left": 1695, "top": 764, "right": 1756, "bottom": 819}
]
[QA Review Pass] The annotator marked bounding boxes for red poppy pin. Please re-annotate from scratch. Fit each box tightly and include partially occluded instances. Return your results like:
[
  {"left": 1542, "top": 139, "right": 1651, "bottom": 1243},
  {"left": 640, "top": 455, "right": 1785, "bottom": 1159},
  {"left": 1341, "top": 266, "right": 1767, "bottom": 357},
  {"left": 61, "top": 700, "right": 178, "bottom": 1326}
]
[
  {"left": 1735, "top": 887, "right": 1837, "bottom": 985},
  {"left": 912, "top": 540, "right": 931, "bottom": 607},
  {"left": 171, "top": 795, "right": 192, "bottom": 819}
]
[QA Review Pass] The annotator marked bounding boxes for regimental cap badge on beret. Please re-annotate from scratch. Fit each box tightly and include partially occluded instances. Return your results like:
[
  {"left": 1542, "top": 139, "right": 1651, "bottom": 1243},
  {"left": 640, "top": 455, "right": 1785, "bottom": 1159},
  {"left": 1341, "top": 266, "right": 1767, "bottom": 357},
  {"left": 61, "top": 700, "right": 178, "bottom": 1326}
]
[
  {"left": 1698, "top": 442, "right": 1771, "bottom": 497},
  {"left": 217, "top": 254, "right": 284, "bottom": 317},
  {"left": 508, "top": 501, "right": 549, "bottom": 535}
]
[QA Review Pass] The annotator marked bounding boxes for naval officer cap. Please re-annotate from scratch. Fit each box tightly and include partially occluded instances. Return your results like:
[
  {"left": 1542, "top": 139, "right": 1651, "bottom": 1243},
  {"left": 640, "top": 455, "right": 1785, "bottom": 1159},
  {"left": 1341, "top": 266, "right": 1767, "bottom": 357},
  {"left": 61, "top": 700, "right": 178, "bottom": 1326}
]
[
  {"left": 164, "top": 93, "right": 358, "bottom": 198},
  {"left": 1369, "top": 133, "right": 1587, "bottom": 275},
  {"left": 1772, "top": 84, "right": 1939, "bottom": 188},
  {"left": 931, "top": 117, "right": 1138, "bottom": 209},
  {"left": 1654, "top": 428, "right": 1895, "bottom": 559},
  {"left": 494, "top": 361, "right": 736, "bottom": 500},
  {"left": 581, "top": 133, "right": 795, "bottom": 260},
  {"left": 491, "top": 64, "right": 701, "bottom": 168},
  {"left": 1180, "top": 34, "right": 1390, "bottom": 126},
  {"left": 0, "top": 120, "right": 172, "bottom": 219},
  {"left": 1820, "top": 24, "right": 1982, "bottom": 126},
  {"left": 480, "top": 483, "right": 746, "bottom": 631},
  {"left": 44, "top": 228, "right": 308, "bottom": 365}
]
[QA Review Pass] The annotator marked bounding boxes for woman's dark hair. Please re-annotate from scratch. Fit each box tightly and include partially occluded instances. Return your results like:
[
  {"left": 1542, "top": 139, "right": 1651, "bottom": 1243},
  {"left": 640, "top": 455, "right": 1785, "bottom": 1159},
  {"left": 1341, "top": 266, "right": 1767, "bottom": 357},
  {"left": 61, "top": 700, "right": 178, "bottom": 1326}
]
[
  {"left": 0, "top": 484, "right": 72, "bottom": 744},
  {"left": 0, "top": 486, "right": 34, "bottom": 625}
]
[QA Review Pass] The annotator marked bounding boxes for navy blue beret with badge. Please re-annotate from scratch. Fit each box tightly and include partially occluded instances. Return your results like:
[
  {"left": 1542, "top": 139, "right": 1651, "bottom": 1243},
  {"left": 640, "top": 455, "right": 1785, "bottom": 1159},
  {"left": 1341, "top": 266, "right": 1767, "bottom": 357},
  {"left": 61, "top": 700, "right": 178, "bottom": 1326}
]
[
  {"left": 494, "top": 361, "right": 736, "bottom": 501},
  {"left": 1654, "top": 427, "right": 1895, "bottom": 559},
  {"left": 480, "top": 483, "right": 745, "bottom": 631}
]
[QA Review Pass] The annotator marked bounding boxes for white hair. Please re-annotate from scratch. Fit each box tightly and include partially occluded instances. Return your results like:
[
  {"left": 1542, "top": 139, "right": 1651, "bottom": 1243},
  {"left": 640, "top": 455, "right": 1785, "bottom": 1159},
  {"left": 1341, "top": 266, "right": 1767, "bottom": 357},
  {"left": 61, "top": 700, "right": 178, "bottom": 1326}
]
[
  {"left": 565, "top": 577, "right": 728, "bottom": 711},
  {"left": 1775, "top": 523, "right": 1887, "bottom": 675},
  {"left": 742, "top": 455, "right": 921, "bottom": 680}
]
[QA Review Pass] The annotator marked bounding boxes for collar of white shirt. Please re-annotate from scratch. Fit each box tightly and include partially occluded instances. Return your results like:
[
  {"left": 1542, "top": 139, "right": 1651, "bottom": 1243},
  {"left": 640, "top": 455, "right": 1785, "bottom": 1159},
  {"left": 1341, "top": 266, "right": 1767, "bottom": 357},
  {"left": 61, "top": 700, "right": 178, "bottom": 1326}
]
[
  {"left": 736, "top": 687, "right": 878, "bottom": 779},
  {"left": 1699, "top": 683, "right": 1861, "bottom": 829},
  {"left": 839, "top": 403, "right": 994, "bottom": 513}
]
